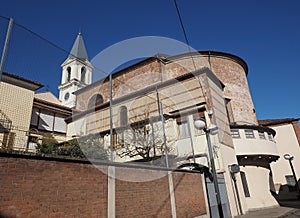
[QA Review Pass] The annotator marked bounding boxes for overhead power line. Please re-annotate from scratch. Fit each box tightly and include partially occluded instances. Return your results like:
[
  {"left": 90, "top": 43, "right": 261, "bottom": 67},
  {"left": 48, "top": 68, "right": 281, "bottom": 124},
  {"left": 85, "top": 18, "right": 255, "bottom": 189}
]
[
  {"left": 0, "top": 15, "right": 172, "bottom": 111},
  {"left": 172, "top": 0, "right": 196, "bottom": 70}
]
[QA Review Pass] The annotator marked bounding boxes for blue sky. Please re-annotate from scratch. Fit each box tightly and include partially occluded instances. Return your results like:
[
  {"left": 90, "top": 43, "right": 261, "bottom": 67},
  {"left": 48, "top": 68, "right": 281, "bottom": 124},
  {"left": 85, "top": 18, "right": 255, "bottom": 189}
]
[{"left": 1, "top": 0, "right": 299, "bottom": 120}]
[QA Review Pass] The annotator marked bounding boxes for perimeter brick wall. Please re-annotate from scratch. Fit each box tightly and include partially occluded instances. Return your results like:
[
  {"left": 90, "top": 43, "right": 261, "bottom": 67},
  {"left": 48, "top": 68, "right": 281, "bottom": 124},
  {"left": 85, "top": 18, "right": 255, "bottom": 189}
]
[{"left": 0, "top": 153, "right": 207, "bottom": 217}]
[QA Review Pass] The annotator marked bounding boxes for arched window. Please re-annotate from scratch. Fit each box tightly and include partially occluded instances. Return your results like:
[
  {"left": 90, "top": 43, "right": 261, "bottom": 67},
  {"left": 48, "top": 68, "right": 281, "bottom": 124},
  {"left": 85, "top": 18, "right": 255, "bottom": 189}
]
[
  {"left": 120, "top": 106, "right": 128, "bottom": 126},
  {"left": 88, "top": 94, "right": 103, "bottom": 108},
  {"left": 66, "top": 67, "right": 71, "bottom": 82},
  {"left": 81, "top": 67, "right": 86, "bottom": 83}
]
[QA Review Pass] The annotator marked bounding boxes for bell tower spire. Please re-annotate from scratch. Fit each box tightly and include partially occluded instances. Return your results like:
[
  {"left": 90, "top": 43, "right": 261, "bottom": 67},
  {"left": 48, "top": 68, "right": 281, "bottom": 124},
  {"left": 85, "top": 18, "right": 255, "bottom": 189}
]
[
  {"left": 58, "top": 32, "right": 93, "bottom": 108},
  {"left": 69, "top": 32, "right": 89, "bottom": 60}
]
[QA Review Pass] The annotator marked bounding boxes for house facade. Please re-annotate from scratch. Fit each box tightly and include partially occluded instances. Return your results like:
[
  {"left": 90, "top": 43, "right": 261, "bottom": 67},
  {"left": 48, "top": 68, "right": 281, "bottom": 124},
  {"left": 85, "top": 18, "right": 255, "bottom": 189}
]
[
  {"left": 0, "top": 73, "right": 72, "bottom": 152},
  {"left": 27, "top": 92, "right": 72, "bottom": 151},
  {"left": 0, "top": 33, "right": 89, "bottom": 152},
  {"left": 0, "top": 72, "right": 42, "bottom": 150}
]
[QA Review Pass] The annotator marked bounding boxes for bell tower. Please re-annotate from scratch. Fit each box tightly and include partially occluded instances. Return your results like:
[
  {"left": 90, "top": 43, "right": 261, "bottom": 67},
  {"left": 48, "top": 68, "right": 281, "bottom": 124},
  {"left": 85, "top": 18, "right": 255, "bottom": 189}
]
[{"left": 58, "top": 32, "right": 93, "bottom": 108}]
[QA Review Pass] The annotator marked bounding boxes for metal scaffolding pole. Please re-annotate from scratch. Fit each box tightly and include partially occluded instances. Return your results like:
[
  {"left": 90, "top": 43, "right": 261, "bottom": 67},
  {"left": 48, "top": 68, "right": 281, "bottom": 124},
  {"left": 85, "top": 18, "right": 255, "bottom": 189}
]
[
  {"left": 0, "top": 18, "right": 13, "bottom": 80},
  {"left": 109, "top": 73, "right": 114, "bottom": 161}
]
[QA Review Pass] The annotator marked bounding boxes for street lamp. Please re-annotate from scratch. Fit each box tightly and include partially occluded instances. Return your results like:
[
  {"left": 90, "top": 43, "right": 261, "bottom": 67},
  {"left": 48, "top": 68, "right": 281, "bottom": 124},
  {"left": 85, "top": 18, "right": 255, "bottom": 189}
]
[
  {"left": 194, "top": 118, "right": 224, "bottom": 218},
  {"left": 284, "top": 154, "right": 300, "bottom": 198}
]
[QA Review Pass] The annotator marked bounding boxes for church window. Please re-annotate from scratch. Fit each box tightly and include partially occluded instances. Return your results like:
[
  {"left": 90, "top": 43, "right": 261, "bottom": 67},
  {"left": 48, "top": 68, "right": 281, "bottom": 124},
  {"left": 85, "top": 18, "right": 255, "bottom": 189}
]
[
  {"left": 88, "top": 94, "right": 103, "bottom": 108},
  {"left": 119, "top": 106, "right": 128, "bottom": 127},
  {"left": 67, "top": 67, "right": 71, "bottom": 82},
  {"left": 81, "top": 67, "right": 86, "bottom": 83}
]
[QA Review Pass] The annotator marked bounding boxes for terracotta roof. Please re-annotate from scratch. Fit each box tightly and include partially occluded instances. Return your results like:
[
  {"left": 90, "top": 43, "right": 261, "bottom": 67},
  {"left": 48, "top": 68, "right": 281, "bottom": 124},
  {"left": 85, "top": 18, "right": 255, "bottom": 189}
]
[
  {"left": 35, "top": 91, "right": 62, "bottom": 105},
  {"left": 258, "top": 118, "right": 299, "bottom": 126},
  {"left": 34, "top": 97, "right": 73, "bottom": 113}
]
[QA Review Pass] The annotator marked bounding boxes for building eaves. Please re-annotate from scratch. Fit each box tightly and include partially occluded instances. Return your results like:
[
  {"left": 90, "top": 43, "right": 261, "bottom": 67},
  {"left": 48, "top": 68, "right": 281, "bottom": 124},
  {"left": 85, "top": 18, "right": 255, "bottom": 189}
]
[
  {"left": 34, "top": 98, "right": 72, "bottom": 115},
  {"left": 230, "top": 123, "right": 276, "bottom": 136},
  {"left": 258, "top": 118, "right": 300, "bottom": 127},
  {"left": 1, "top": 72, "right": 43, "bottom": 91},
  {"left": 166, "top": 50, "right": 248, "bottom": 76}
]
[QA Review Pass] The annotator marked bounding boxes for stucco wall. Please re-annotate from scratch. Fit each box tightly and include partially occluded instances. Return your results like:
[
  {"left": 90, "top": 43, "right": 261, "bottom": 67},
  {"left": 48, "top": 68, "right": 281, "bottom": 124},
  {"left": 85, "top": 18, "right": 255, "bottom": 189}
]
[
  {"left": 240, "top": 165, "right": 278, "bottom": 210},
  {"left": 270, "top": 124, "right": 300, "bottom": 186},
  {"left": 70, "top": 75, "right": 209, "bottom": 163},
  {"left": 233, "top": 129, "right": 278, "bottom": 156},
  {"left": 0, "top": 81, "right": 34, "bottom": 150},
  {"left": 206, "top": 73, "right": 233, "bottom": 148},
  {"left": 219, "top": 144, "right": 249, "bottom": 217},
  {"left": 66, "top": 117, "right": 86, "bottom": 139}
]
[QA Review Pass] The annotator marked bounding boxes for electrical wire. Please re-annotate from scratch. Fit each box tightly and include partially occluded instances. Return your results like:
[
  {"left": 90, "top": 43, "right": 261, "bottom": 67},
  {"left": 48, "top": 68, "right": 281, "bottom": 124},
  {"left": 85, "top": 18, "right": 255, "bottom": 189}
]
[
  {"left": 173, "top": 0, "right": 196, "bottom": 70},
  {"left": 172, "top": 0, "right": 208, "bottom": 107},
  {"left": 0, "top": 16, "right": 174, "bottom": 112}
]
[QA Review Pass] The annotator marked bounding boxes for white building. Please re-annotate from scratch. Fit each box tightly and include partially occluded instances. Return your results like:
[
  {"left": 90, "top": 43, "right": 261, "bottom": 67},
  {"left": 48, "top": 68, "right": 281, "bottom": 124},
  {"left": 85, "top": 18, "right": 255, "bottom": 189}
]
[{"left": 259, "top": 118, "right": 300, "bottom": 201}]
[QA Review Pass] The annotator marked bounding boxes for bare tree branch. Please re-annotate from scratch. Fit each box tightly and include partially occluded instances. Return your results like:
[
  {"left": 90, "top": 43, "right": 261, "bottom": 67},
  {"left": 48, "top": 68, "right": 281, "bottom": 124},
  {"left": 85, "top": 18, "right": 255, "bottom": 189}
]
[{"left": 114, "top": 107, "right": 174, "bottom": 162}]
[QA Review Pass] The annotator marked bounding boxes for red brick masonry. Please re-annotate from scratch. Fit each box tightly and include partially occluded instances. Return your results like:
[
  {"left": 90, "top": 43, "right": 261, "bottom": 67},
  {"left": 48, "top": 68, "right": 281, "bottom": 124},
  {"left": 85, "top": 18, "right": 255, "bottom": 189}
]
[{"left": 0, "top": 153, "right": 207, "bottom": 217}]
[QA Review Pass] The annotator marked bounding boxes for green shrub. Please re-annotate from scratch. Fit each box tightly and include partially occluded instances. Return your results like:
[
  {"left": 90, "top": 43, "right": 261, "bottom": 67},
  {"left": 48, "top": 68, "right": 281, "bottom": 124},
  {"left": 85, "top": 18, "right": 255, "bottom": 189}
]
[
  {"left": 36, "top": 135, "right": 108, "bottom": 160},
  {"left": 36, "top": 142, "right": 57, "bottom": 154}
]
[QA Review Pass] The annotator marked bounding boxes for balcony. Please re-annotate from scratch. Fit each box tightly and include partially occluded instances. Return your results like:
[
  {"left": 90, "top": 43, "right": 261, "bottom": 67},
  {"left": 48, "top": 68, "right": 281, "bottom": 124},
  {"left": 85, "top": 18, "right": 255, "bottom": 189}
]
[{"left": 230, "top": 124, "right": 279, "bottom": 161}]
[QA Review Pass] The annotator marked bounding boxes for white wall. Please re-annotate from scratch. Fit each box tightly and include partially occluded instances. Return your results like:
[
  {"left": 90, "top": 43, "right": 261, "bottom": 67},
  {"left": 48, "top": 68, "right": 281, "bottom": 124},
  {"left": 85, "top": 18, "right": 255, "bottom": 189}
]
[
  {"left": 270, "top": 124, "right": 300, "bottom": 186},
  {"left": 66, "top": 117, "right": 86, "bottom": 140},
  {"left": 240, "top": 165, "right": 278, "bottom": 210},
  {"left": 233, "top": 129, "right": 278, "bottom": 156},
  {"left": 219, "top": 144, "right": 249, "bottom": 217}
]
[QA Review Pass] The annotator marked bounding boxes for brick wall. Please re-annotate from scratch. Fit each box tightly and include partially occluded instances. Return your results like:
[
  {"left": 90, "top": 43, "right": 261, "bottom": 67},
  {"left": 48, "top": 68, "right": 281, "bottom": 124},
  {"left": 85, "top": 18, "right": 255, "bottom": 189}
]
[
  {"left": 173, "top": 172, "right": 206, "bottom": 218},
  {"left": 76, "top": 52, "right": 257, "bottom": 129},
  {"left": 0, "top": 156, "right": 108, "bottom": 218},
  {"left": 168, "top": 55, "right": 257, "bottom": 125},
  {"left": 0, "top": 153, "right": 207, "bottom": 218},
  {"left": 115, "top": 167, "right": 172, "bottom": 217},
  {"left": 76, "top": 59, "right": 161, "bottom": 111}
]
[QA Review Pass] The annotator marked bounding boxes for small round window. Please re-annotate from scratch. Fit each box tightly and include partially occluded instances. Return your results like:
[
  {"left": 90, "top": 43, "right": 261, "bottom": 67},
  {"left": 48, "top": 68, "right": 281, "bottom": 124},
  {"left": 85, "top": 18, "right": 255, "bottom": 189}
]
[{"left": 64, "top": 92, "right": 70, "bottom": 100}]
